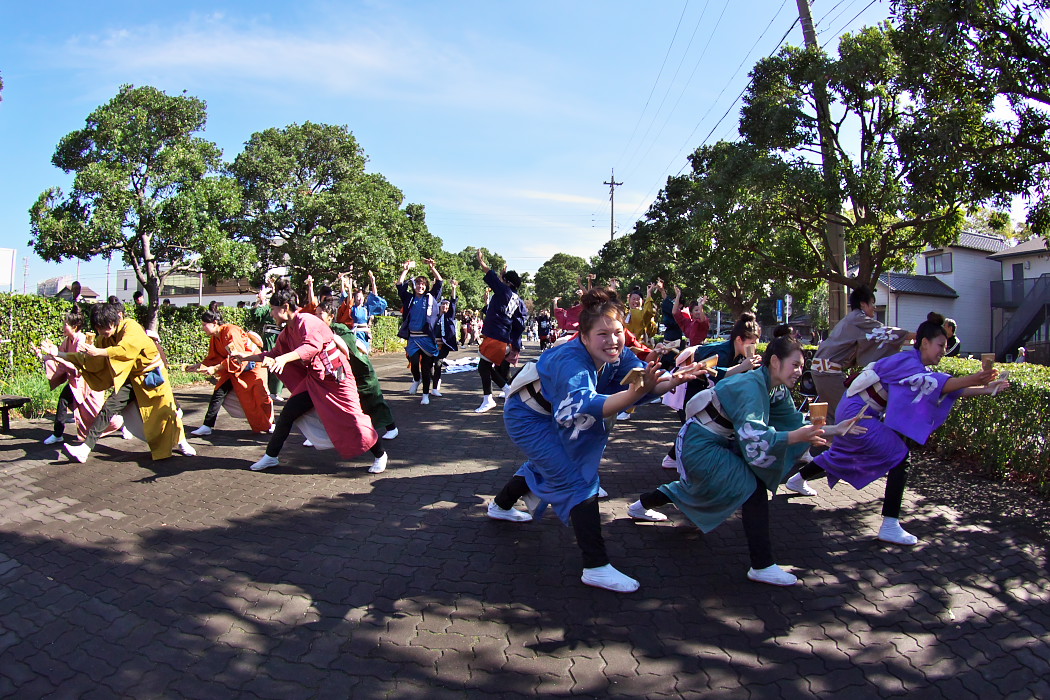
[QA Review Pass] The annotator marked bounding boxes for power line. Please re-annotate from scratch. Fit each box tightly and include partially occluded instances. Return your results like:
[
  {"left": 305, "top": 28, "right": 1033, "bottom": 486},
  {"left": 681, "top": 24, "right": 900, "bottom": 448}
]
[
  {"left": 813, "top": 0, "right": 854, "bottom": 28},
  {"left": 621, "top": 0, "right": 715, "bottom": 175},
  {"left": 622, "top": 0, "right": 733, "bottom": 179},
  {"left": 615, "top": 1, "right": 693, "bottom": 166},
  {"left": 822, "top": 0, "right": 880, "bottom": 46},
  {"left": 625, "top": 15, "right": 801, "bottom": 223}
]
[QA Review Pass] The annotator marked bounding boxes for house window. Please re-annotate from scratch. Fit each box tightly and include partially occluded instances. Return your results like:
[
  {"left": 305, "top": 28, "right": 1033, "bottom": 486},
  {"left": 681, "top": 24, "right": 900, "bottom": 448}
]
[
  {"left": 926, "top": 253, "right": 953, "bottom": 274},
  {"left": 123, "top": 279, "right": 128, "bottom": 290}
]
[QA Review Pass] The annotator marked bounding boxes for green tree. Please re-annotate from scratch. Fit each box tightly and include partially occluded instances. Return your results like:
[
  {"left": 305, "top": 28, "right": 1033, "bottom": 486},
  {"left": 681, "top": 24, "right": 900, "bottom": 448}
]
[
  {"left": 29, "top": 84, "right": 253, "bottom": 330},
  {"left": 230, "top": 122, "right": 442, "bottom": 292},
  {"left": 892, "top": 0, "right": 1050, "bottom": 238},
  {"left": 533, "top": 253, "right": 590, "bottom": 308}
]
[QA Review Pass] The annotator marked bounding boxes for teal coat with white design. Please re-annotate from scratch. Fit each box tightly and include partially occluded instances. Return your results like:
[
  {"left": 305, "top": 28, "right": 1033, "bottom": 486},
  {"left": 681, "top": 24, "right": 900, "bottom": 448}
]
[{"left": 660, "top": 366, "right": 809, "bottom": 532}]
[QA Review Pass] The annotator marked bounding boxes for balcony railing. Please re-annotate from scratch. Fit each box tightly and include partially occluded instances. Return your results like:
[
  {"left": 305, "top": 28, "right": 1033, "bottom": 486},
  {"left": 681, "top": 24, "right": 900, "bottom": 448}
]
[{"left": 990, "top": 274, "right": 1050, "bottom": 308}]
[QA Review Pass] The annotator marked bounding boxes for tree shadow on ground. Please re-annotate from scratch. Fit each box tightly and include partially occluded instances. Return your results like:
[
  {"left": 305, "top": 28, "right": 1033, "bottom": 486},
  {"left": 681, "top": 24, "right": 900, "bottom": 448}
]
[{"left": 2, "top": 462, "right": 1048, "bottom": 699}]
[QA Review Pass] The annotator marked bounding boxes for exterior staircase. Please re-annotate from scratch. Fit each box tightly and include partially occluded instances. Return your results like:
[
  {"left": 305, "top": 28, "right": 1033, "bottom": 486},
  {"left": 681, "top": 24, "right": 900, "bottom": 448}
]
[{"left": 992, "top": 273, "right": 1050, "bottom": 360}]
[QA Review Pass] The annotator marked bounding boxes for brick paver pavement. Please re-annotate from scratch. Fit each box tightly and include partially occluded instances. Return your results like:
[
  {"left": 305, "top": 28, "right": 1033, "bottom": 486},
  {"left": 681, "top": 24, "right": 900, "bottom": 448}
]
[{"left": 1, "top": 348, "right": 1048, "bottom": 698}]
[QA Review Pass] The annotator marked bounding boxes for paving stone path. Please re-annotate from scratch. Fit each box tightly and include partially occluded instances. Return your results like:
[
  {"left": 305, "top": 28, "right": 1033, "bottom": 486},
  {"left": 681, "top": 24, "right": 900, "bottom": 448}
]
[{"left": 1, "top": 348, "right": 1048, "bottom": 698}]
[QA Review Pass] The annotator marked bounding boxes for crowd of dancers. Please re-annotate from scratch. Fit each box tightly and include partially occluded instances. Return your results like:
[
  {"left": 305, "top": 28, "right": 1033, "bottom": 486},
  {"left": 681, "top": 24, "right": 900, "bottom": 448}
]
[{"left": 34, "top": 265, "right": 1011, "bottom": 593}]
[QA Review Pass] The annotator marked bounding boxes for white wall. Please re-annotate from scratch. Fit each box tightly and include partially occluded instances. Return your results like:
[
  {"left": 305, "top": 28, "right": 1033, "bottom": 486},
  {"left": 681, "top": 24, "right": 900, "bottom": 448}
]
[
  {"left": 926, "top": 248, "right": 999, "bottom": 353},
  {"left": 998, "top": 251, "right": 1050, "bottom": 280}
]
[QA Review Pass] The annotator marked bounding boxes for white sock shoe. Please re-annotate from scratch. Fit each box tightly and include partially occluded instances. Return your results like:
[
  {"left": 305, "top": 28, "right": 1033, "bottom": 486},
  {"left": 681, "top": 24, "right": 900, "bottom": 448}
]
[
  {"left": 486, "top": 501, "right": 532, "bottom": 522},
  {"left": 409, "top": 380, "right": 421, "bottom": 395},
  {"left": 420, "top": 394, "right": 430, "bottom": 405},
  {"left": 878, "top": 517, "right": 918, "bottom": 546},
  {"left": 616, "top": 411, "right": 631, "bottom": 420},
  {"left": 44, "top": 434, "right": 64, "bottom": 445},
  {"left": 786, "top": 473, "right": 817, "bottom": 496},
  {"left": 303, "top": 439, "right": 314, "bottom": 447},
  {"left": 597, "top": 486, "right": 609, "bottom": 498},
  {"left": 494, "top": 390, "right": 505, "bottom": 399},
  {"left": 382, "top": 427, "right": 399, "bottom": 440},
  {"left": 475, "top": 395, "right": 497, "bottom": 413},
  {"left": 250, "top": 454, "right": 280, "bottom": 471},
  {"left": 64, "top": 443, "right": 90, "bottom": 463},
  {"left": 628, "top": 500, "right": 668, "bottom": 522},
  {"left": 430, "top": 388, "right": 443, "bottom": 397},
  {"left": 747, "top": 564, "right": 798, "bottom": 586},
  {"left": 190, "top": 425, "right": 213, "bottom": 437},
  {"left": 369, "top": 452, "right": 388, "bottom": 474},
  {"left": 581, "top": 564, "right": 639, "bottom": 593},
  {"left": 175, "top": 441, "right": 196, "bottom": 457},
  {"left": 661, "top": 455, "right": 678, "bottom": 470},
  {"left": 121, "top": 427, "right": 134, "bottom": 440}
]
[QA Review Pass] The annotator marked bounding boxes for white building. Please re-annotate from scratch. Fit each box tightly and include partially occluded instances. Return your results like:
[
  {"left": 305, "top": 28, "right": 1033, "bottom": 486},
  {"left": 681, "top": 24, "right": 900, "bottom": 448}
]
[
  {"left": 114, "top": 268, "right": 258, "bottom": 308},
  {"left": 874, "top": 231, "right": 1008, "bottom": 354},
  {"left": 988, "top": 236, "right": 1050, "bottom": 362}
]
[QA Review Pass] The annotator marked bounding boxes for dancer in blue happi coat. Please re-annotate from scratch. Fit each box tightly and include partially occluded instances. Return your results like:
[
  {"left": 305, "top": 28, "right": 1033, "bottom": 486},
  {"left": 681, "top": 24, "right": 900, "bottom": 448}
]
[
  {"left": 396, "top": 258, "right": 444, "bottom": 405},
  {"left": 789, "top": 312, "right": 1009, "bottom": 546},
  {"left": 486, "top": 288, "right": 704, "bottom": 593}
]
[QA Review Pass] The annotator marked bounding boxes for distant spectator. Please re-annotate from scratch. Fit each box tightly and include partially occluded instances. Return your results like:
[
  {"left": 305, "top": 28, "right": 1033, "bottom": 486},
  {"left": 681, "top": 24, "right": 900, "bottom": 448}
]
[
  {"left": 133, "top": 290, "right": 144, "bottom": 306},
  {"left": 1015, "top": 347, "right": 1028, "bottom": 363},
  {"left": 107, "top": 295, "right": 121, "bottom": 304},
  {"left": 162, "top": 299, "right": 171, "bottom": 306},
  {"left": 773, "top": 324, "right": 797, "bottom": 340},
  {"left": 208, "top": 300, "right": 221, "bottom": 313},
  {"left": 944, "top": 318, "right": 961, "bottom": 357}
]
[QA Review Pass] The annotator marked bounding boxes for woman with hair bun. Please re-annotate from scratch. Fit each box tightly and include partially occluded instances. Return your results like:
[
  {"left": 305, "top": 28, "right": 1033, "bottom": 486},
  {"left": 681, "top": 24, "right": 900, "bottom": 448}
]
[
  {"left": 789, "top": 312, "right": 1009, "bottom": 546},
  {"left": 630, "top": 336, "right": 865, "bottom": 586},
  {"left": 486, "top": 288, "right": 703, "bottom": 593}
]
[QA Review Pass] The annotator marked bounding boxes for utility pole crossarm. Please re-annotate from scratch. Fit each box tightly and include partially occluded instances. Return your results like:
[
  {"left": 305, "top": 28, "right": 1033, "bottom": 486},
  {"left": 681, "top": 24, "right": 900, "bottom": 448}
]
[{"left": 603, "top": 168, "right": 623, "bottom": 242}]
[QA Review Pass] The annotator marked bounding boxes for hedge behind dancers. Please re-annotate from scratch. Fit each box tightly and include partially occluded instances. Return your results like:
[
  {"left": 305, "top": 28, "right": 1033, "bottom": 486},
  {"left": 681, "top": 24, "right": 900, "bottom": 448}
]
[
  {"left": 474, "top": 250, "right": 527, "bottom": 413},
  {"left": 397, "top": 259, "right": 445, "bottom": 405},
  {"left": 487, "top": 288, "right": 703, "bottom": 593}
]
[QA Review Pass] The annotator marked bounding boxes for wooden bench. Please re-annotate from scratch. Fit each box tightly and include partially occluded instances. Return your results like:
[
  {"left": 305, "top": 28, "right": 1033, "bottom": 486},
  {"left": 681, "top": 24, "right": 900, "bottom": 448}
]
[{"left": 0, "top": 395, "right": 31, "bottom": 433}]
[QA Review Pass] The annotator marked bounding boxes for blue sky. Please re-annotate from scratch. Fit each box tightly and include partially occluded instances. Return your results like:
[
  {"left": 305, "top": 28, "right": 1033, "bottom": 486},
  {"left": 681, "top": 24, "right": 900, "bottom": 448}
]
[{"left": 0, "top": 0, "right": 892, "bottom": 294}]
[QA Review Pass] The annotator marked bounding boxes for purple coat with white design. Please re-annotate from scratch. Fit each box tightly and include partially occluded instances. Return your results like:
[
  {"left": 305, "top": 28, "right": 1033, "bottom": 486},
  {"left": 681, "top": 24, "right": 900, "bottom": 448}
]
[{"left": 814, "top": 348, "right": 964, "bottom": 489}]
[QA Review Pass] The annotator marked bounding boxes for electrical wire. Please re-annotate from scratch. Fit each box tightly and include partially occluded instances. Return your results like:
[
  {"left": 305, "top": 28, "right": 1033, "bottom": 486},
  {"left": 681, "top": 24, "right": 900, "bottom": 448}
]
[{"left": 615, "top": 1, "right": 693, "bottom": 166}]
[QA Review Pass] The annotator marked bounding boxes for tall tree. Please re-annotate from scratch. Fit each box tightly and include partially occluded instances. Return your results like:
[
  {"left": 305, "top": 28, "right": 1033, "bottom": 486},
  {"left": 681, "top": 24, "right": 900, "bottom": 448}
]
[
  {"left": 892, "top": 0, "right": 1050, "bottom": 240},
  {"left": 30, "top": 84, "right": 252, "bottom": 330},
  {"left": 533, "top": 253, "right": 590, "bottom": 307},
  {"left": 230, "top": 122, "right": 441, "bottom": 291}
]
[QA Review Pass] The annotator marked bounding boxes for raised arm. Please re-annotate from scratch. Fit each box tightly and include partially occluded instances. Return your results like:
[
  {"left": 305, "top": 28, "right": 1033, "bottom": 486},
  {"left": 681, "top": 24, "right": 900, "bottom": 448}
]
[
  {"left": 398, "top": 260, "right": 413, "bottom": 285},
  {"left": 426, "top": 258, "right": 442, "bottom": 283},
  {"left": 476, "top": 249, "right": 490, "bottom": 274}
]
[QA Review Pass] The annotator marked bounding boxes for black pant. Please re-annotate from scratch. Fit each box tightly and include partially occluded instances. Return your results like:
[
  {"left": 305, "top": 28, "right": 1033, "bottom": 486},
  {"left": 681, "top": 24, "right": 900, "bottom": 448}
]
[
  {"left": 203, "top": 380, "right": 234, "bottom": 428},
  {"left": 53, "top": 384, "right": 76, "bottom": 437},
  {"left": 640, "top": 478, "right": 773, "bottom": 569},
  {"left": 409, "top": 353, "right": 436, "bottom": 393},
  {"left": 494, "top": 475, "right": 608, "bottom": 568},
  {"left": 266, "top": 391, "right": 384, "bottom": 459},
  {"left": 433, "top": 346, "right": 451, "bottom": 387},
  {"left": 799, "top": 457, "right": 908, "bottom": 518},
  {"left": 479, "top": 359, "right": 511, "bottom": 395},
  {"left": 85, "top": 383, "right": 135, "bottom": 451}
]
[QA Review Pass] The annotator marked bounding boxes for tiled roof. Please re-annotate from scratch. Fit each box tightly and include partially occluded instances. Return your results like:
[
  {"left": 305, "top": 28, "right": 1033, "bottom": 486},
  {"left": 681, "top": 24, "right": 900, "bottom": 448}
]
[
  {"left": 951, "top": 231, "right": 1009, "bottom": 253},
  {"left": 988, "top": 236, "right": 1048, "bottom": 260},
  {"left": 878, "top": 273, "right": 958, "bottom": 298}
]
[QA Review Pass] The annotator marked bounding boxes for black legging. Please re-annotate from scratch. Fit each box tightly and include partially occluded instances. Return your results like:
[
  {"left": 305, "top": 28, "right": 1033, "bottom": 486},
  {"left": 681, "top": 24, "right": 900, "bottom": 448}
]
[
  {"left": 84, "top": 383, "right": 135, "bottom": 451},
  {"left": 53, "top": 384, "right": 76, "bottom": 437},
  {"left": 479, "top": 359, "right": 511, "bottom": 395},
  {"left": 202, "top": 380, "right": 234, "bottom": 428},
  {"left": 433, "top": 346, "right": 451, "bottom": 388},
  {"left": 409, "top": 353, "right": 436, "bottom": 394},
  {"left": 266, "top": 392, "right": 384, "bottom": 460},
  {"left": 639, "top": 478, "right": 774, "bottom": 569},
  {"left": 494, "top": 475, "right": 609, "bottom": 568},
  {"left": 798, "top": 456, "right": 908, "bottom": 518}
]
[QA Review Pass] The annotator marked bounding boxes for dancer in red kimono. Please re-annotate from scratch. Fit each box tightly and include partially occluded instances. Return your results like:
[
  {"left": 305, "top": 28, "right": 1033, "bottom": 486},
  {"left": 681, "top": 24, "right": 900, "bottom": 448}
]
[{"left": 235, "top": 281, "right": 381, "bottom": 472}]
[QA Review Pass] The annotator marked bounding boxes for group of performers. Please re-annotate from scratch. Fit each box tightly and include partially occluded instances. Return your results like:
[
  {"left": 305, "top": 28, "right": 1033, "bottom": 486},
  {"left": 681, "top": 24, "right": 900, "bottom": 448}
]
[{"left": 33, "top": 274, "right": 1011, "bottom": 595}]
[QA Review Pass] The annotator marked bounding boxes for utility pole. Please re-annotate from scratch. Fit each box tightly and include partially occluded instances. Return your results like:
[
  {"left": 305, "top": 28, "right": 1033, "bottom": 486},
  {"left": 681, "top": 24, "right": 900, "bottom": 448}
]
[
  {"left": 796, "top": 0, "right": 847, "bottom": 327},
  {"left": 22, "top": 258, "right": 28, "bottom": 294},
  {"left": 603, "top": 168, "right": 623, "bottom": 241}
]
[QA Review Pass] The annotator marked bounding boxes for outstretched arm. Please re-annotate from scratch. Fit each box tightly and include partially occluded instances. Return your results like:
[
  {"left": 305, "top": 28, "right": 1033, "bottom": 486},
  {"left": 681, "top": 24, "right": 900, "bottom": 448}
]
[{"left": 476, "top": 249, "right": 490, "bottom": 273}]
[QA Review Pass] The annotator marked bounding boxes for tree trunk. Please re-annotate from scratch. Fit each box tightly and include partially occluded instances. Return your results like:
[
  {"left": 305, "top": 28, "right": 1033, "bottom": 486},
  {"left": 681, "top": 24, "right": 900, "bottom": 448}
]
[{"left": 144, "top": 275, "right": 161, "bottom": 333}]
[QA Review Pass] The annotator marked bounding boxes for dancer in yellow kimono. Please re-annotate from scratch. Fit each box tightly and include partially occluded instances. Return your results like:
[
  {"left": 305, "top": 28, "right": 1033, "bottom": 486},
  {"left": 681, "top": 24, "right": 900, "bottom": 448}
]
[{"left": 39, "top": 302, "right": 193, "bottom": 462}]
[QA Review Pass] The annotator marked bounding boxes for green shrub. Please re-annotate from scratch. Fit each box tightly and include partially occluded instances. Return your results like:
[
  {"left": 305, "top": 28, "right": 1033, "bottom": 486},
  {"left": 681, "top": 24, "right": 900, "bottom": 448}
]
[
  {"left": 929, "top": 357, "right": 1050, "bottom": 495},
  {"left": 372, "top": 315, "right": 406, "bottom": 353},
  {"left": 0, "top": 294, "right": 73, "bottom": 378}
]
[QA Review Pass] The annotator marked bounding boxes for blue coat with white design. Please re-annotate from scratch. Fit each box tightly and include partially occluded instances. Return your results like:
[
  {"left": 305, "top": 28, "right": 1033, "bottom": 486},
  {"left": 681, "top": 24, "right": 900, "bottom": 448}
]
[{"left": 503, "top": 336, "right": 648, "bottom": 524}]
